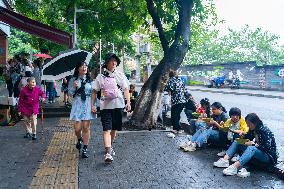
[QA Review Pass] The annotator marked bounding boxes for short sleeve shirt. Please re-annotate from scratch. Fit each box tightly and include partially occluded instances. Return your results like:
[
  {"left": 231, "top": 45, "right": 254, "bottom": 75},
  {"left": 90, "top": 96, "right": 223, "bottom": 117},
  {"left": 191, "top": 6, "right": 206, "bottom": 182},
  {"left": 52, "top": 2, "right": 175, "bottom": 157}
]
[{"left": 93, "top": 70, "right": 129, "bottom": 110}]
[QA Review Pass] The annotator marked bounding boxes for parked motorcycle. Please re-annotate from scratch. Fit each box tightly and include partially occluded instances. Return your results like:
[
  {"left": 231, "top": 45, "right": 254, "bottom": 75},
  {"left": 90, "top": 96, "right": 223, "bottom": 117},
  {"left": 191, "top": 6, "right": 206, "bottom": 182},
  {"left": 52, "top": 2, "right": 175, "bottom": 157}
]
[
  {"left": 226, "top": 76, "right": 240, "bottom": 89},
  {"left": 207, "top": 75, "right": 226, "bottom": 88}
]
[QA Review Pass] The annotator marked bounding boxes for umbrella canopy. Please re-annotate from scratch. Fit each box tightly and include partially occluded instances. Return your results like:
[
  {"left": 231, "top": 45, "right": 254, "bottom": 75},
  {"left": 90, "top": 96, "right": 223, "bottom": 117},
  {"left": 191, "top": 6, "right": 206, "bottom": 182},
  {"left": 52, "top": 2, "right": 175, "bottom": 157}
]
[
  {"left": 33, "top": 53, "right": 52, "bottom": 59},
  {"left": 41, "top": 49, "right": 92, "bottom": 81}
]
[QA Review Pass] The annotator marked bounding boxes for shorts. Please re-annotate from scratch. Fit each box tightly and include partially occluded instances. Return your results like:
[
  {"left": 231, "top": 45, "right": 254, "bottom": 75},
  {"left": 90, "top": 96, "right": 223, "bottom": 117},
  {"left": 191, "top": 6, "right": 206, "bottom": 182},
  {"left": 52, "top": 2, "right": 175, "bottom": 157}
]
[{"left": 100, "top": 108, "right": 123, "bottom": 131}]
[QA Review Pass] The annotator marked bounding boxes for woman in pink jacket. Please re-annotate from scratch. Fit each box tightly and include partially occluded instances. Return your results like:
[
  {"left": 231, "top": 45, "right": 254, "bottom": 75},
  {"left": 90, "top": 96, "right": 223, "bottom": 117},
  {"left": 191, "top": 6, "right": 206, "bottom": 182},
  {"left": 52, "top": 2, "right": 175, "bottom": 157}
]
[{"left": 18, "top": 77, "right": 46, "bottom": 140}]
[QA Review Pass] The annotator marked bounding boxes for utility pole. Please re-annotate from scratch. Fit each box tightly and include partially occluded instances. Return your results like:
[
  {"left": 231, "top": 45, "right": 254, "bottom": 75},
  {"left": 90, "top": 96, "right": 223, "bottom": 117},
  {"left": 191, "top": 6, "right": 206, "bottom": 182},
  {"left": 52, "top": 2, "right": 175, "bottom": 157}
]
[{"left": 136, "top": 34, "right": 141, "bottom": 82}]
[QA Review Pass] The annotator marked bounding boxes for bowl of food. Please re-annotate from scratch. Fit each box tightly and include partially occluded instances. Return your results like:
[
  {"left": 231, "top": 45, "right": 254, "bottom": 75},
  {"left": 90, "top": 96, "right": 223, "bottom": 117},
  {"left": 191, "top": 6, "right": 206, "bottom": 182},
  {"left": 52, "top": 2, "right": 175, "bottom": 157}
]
[
  {"left": 192, "top": 112, "right": 201, "bottom": 117},
  {"left": 235, "top": 138, "right": 249, "bottom": 145}
]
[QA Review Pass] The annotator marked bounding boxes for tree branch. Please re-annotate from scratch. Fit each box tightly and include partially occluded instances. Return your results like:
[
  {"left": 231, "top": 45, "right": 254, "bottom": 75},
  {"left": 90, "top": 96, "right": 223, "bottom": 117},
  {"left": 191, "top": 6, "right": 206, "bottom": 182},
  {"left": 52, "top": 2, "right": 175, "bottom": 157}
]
[
  {"left": 146, "top": 0, "right": 169, "bottom": 53},
  {"left": 173, "top": 0, "right": 194, "bottom": 47}
]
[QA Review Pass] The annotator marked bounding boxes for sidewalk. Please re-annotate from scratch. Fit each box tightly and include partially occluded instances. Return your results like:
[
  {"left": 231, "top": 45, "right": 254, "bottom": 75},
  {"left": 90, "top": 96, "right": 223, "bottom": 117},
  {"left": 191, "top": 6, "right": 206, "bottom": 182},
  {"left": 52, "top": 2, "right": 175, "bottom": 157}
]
[
  {"left": 188, "top": 86, "right": 284, "bottom": 99},
  {"left": 0, "top": 117, "right": 283, "bottom": 188}
]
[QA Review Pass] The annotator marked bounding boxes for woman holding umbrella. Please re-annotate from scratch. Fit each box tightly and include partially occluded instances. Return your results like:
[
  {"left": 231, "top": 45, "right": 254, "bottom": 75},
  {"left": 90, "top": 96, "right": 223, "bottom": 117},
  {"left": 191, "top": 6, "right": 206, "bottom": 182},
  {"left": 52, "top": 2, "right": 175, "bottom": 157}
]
[{"left": 68, "top": 61, "right": 96, "bottom": 158}]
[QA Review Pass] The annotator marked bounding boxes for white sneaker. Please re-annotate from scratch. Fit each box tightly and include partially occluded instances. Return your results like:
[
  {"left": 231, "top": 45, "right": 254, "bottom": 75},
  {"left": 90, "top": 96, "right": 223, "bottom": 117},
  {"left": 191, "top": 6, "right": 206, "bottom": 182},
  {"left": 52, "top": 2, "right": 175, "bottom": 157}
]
[
  {"left": 183, "top": 145, "right": 196, "bottom": 152},
  {"left": 217, "top": 150, "right": 226, "bottom": 157},
  {"left": 213, "top": 158, "right": 229, "bottom": 168},
  {"left": 177, "top": 130, "right": 184, "bottom": 134},
  {"left": 111, "top": 148, "right": 116, "bottom": 156},
  {"left": 104, "top": 153, "right": 113, "bottom": 163},
  {"left": 231, "top": 155, "right": 240, "bottom": 162},
  {"left": 167, "top": 133, "right": 175, "bottom": 138},
  {"left": 223, "top": 165, "right": 238, "bottom": 176},
  {"left": 179, "top": 141, "right": 192, "bottom": 149},
  {"left": 237, "top": 168, "right": 250, "bottom": 178}
]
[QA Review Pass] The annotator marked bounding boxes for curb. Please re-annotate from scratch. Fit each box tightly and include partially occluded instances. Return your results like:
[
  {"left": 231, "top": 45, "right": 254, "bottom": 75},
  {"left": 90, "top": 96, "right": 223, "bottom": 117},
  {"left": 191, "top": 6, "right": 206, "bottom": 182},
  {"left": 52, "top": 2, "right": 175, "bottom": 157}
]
[{"left": 189, "top": 88, "right": 284, "bottom": 99}]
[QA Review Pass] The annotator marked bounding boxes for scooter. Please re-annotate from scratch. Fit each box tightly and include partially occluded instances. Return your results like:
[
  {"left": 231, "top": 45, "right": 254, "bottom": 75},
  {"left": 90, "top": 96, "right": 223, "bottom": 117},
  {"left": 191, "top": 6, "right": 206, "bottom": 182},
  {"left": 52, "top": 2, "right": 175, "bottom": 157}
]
[
  {"left": 208, "top": 76, "right": 225, "bottom": 88},
  {"left": 226, "top": 76, "right": 240, "bottom": 89}
]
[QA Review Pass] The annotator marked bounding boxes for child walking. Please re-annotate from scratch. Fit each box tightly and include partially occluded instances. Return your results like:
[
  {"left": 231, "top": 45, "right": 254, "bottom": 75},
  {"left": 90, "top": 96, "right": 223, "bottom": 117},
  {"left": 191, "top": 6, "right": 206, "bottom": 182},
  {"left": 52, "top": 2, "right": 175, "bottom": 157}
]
[{"left": 18, "top": 77, "right": 46, "bottom": 140}]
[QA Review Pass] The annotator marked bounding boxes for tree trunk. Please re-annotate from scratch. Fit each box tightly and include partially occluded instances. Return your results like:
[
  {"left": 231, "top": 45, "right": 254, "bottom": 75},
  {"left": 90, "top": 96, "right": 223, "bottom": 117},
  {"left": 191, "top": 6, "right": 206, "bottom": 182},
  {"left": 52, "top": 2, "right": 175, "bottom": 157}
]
[{"left": 128, "top": 0, "right": 194, "bottom": 130}]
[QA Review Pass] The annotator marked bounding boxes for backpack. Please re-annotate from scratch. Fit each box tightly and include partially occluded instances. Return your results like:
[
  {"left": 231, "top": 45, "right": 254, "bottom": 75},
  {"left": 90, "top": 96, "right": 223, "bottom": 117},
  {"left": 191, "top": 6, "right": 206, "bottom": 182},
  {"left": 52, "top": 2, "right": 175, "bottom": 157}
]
[{"left": 102, "top": 75, "right": 120, "bottom": 100}]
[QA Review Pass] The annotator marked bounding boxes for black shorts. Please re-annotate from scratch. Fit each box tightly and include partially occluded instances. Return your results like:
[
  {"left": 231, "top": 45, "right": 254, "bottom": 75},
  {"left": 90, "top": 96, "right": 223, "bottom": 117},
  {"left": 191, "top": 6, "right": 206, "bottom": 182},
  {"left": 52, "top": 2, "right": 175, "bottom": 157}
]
[{"left": 100, "top": 108, "right": 123, "bottom": 131}]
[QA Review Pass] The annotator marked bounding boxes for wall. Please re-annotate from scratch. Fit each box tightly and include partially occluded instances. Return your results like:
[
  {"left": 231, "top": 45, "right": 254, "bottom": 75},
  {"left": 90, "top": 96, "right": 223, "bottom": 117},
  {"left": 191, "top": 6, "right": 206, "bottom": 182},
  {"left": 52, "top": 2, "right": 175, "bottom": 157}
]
[{"left": 180, "top": 61, "right": 284, "bottom": 91}]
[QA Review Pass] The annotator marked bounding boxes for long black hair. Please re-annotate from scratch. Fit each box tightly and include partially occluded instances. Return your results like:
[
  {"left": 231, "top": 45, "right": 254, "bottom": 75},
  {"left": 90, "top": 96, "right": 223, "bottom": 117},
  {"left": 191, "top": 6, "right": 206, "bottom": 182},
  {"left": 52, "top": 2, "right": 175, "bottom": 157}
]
[
  {"left": 211, "top": 102, "right": 227, "bottom": 113},
  {"left": 200, "top": 98, "right": 211, "bottom": 117},
  {"left": 73, "top": 61, "right": 92, "bottom": 82},
  {"left": 245, "top": 113, "right": 263, "bottom": 128}
]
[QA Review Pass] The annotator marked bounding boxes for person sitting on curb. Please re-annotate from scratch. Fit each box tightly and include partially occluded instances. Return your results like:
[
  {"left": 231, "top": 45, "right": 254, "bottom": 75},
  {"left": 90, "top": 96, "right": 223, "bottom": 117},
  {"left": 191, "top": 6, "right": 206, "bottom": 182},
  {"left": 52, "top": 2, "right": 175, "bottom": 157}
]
[
  {"left": 213, "top": 113, "right": 278, "bottom": 177},
  {"left": 216, "top": 107, "right": 249, "bottom": 158},
  {"left": 179, "top": 98, "right": 210, "bottom": 149},
  {"left": 18, "top": 77, "right": 46, "bottom": 140},
  {"left": 183, "top": 102, "right": 229, "bottom": 152}
]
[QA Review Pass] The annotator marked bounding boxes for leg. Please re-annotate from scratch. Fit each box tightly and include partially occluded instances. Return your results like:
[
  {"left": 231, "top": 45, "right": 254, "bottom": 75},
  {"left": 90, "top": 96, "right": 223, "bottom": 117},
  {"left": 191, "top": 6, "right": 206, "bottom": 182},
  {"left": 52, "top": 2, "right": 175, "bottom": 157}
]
[
  {"left": 224, "top": 141, "right": 246, "bottom": 160},
  {"left": 81, "top": 120, "right": 91, "bottom": 158},
  {"left": 82, "top": 120, "right": 91, "bottom": 145},
  {"left": 74, "top": 121, "right": 82, "bottom": 139},
  {"left": 100, "top": 109, "right": 113, "bottom": 154},
  {"left": 111, "top": 108, "right": 122, "bottom": 144},
  {"left": 236, "top": 146, "right": 271, "bottom": 167},
  {"left": 171, "top": 103, "right": 184, "bottom": 131},
  {"left": 23, "top": 116, "right": 32, "bottom": 134},
  {"left": 30, "top": 114, "right": 37, "bottom": 134},
  {"left": 195, "top": 129, "right": 219, "bottom": 147}
]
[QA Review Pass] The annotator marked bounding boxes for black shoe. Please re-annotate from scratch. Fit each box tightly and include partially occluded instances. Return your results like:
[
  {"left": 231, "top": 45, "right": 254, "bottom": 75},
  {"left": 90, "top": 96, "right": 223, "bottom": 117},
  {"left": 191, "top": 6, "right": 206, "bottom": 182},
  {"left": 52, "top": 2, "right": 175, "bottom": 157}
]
[
  {"left": 24, "top": 133, "right": 31, "bottom": 138},
  {"left": 32, "top": 134, "right": 37, "bottom": 140},
  {"left": 76, "top": 140, "right": 82, "bottom": 150},
  {"left": 82, "top": 148, "right": 88, "bottom": 158}
]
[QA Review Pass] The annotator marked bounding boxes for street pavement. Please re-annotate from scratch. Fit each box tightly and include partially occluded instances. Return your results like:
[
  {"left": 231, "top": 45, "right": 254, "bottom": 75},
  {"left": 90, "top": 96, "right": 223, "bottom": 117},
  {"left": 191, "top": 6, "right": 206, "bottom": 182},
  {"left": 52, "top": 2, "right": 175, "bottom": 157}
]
[{"left": 0, "top": 86, "right": 284, "bottom": 188}]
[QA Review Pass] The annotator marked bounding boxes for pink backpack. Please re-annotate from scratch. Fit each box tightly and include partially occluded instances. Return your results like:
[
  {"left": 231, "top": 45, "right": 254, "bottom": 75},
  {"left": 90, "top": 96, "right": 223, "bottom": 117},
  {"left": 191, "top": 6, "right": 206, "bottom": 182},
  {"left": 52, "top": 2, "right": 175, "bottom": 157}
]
[{"left": 102, "top": 76, "right": 120, "bottom": 100}]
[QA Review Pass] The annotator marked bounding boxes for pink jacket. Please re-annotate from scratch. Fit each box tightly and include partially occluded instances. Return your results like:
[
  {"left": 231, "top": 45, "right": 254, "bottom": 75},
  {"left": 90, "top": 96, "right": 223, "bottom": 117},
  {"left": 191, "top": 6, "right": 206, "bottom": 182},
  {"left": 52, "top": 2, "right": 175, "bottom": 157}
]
[{"left": 18, "top": 86, "right": 46, "bottom": 117}]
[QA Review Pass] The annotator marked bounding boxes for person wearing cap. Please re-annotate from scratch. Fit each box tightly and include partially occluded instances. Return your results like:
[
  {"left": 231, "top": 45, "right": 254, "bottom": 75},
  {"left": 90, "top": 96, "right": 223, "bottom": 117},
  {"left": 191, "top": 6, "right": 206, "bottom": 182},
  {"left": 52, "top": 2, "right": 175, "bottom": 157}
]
[{"left": 91, "top": 53, "right": 131, "bottom": 163}]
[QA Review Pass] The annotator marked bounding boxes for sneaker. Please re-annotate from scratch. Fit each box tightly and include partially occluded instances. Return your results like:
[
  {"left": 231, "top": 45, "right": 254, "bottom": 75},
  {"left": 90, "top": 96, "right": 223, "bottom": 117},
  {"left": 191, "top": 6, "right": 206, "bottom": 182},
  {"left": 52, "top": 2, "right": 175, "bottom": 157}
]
[
  {"left": 167, "top": 133, "right": 175, "bottom": 138},
  {"left": 179, "top": 141, "right": 192, "bottom": 149},
  {"left": 24, "top": 133, "right": 31, "bottom": 138},
  {"left": 223, "top": 165, "right": 238, "bottom": 176},
  {"left": 104, "top": 153, "right": 113, "bottom": 163},
  {"left": 183, "top": 145, "right": 196, "bottom": 152},
  {"left": 171, "top": 130, "right": 178, "bottom": 134},
  {"left": 111, "top": 148, "right": 116, "bottom": 156},
  {"left": 177, "top": 130, "right": 184, "bottom": 134},
  {"left": 217, "top": 150, "right": 226, "bottom": 157},
  {"left": 31, "top": 134, "right": 37, "bottom": 140},
  {"left": 213, "top": 158, "right": 229, "bottom": 168},
  {"left": 237, "top": 168, "right": 250, "bottom": 178},
  {"left": 76, "top": 140, "right": 82, "bottom": 150},
  {"left": 81, "top": 148, "right": 88, "bottom": 158},
  {"left": 231, "top": 155, "right": 240, "bottom": 162}
]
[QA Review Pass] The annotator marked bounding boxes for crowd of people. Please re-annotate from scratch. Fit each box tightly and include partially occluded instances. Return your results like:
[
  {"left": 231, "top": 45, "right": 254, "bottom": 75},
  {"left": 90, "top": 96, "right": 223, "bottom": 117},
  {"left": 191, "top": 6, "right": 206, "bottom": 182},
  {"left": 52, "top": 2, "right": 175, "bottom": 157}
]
[
  {"left": 2, "top": 51, "right": 278, "bottom": 174},
  {"left": 164, "top": 70, "right": 278, "bottom": 178}
]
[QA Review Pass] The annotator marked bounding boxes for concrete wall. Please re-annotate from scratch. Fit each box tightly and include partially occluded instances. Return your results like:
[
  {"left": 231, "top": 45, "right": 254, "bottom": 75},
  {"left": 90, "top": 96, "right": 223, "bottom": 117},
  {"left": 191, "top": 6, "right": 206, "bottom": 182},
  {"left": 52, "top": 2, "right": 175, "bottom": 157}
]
[{"left": 180, "top": 61, "right": 284, "bottom": 91}]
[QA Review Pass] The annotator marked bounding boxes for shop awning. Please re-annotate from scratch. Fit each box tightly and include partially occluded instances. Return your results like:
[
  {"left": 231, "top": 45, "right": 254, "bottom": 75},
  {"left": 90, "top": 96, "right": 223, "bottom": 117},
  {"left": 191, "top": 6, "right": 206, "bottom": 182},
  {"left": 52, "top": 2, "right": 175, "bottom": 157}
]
[{"left": 0, "top": 6, "right": 73, "bottom": 48}]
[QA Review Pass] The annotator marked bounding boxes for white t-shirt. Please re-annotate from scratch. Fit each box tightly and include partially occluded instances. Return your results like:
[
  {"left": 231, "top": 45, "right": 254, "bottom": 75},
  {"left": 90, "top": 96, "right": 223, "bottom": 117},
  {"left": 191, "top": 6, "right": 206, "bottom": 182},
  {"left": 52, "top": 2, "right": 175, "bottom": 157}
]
[{"left": 93, "top": 70, "right": 129, "bottom": 110}]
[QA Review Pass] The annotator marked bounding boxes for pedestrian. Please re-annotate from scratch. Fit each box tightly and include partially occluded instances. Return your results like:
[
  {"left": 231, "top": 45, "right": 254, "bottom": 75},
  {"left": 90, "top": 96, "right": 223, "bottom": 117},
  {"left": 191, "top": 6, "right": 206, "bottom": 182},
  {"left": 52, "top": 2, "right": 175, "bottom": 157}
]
[
  {"left": 32, "top": 59, "right": 42, "bottom": 89},
  {"left": 129, "top": 84, "right": 138, "bottom": 112},
  {"left": 61, "top": 76, "right": 71, "bottom": 106},
  {"left": 165, "top": 70, "right": 187, "bottom": 134},
  {"left": 68, "top": 61, "right": 96, "bottom": 158},
  {"left": 214, "top": 113, "right": 278, "bottom": 177},
  {"left": 183, "top": 102, "right": 229, "bottom": 152},
  {"left": 91, "top": 53, "right": 131, "bottom": 163},
  {"left": 4, "top": 59, "right": 13, "bottom": 97},
  {"left": 18, "top": 71, "right": 32, "bottom": 91},
  {"left": 18, "top": 77, "right": 46, "bottom": 140}
]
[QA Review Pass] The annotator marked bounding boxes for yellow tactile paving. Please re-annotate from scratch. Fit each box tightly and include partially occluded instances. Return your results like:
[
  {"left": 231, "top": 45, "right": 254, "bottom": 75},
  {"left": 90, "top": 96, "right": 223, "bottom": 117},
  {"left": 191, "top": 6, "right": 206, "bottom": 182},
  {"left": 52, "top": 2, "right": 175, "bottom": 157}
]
[{"left": 29, "top": 118, "right": 78, "bottom": 189}]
